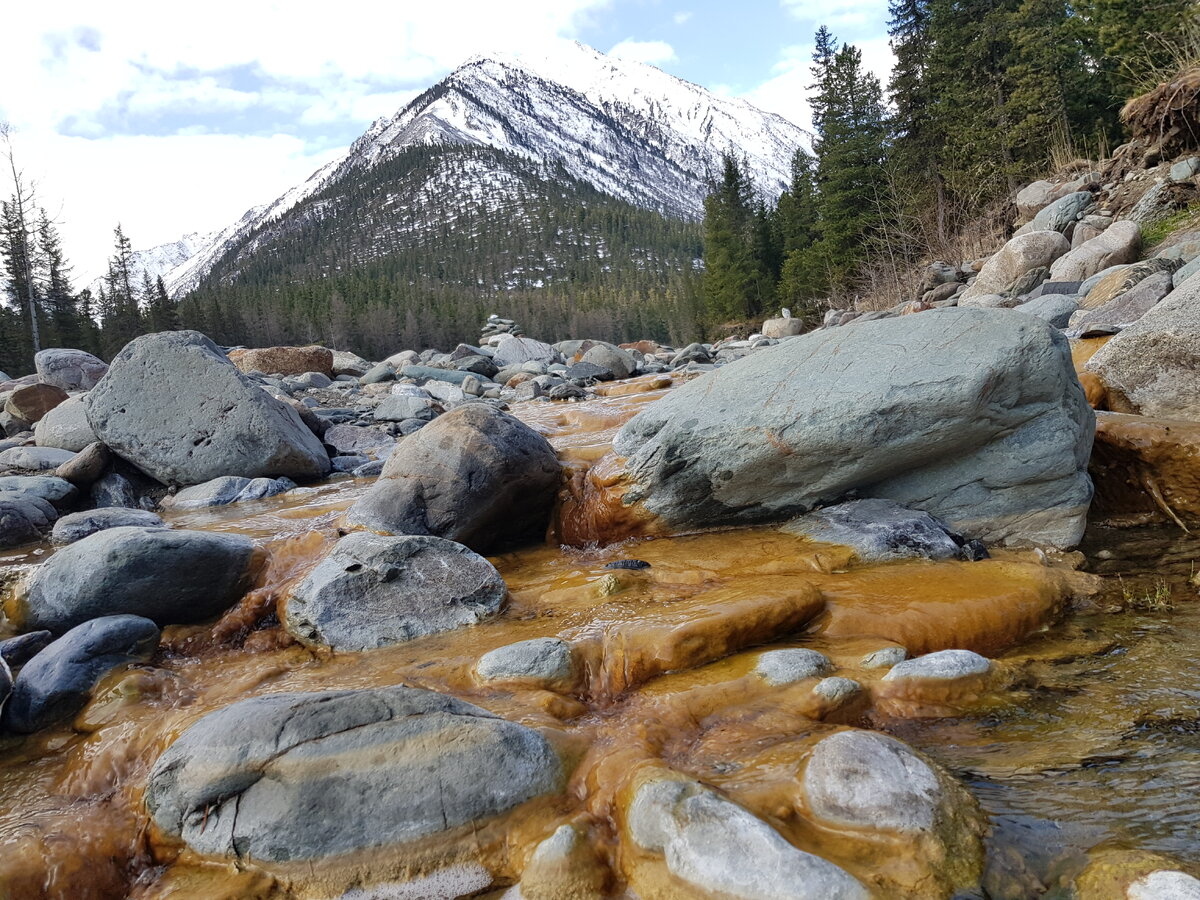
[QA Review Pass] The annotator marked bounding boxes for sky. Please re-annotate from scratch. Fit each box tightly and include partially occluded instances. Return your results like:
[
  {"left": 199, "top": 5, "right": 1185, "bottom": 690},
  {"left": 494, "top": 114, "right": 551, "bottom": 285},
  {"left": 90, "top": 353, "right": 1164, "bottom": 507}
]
[{"left": 2, "top": 0, "right": 894, "bottom": 283}]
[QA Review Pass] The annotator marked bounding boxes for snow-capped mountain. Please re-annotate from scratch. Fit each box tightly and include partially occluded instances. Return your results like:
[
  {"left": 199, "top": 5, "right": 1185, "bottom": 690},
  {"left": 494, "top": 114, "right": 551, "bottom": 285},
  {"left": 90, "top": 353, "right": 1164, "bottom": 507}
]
[
  {"left": 87, "top": 231, "right": 213, "bottom": 297},
  {"left": 162, "top": 41, "right": 806, "bottom": 295}
]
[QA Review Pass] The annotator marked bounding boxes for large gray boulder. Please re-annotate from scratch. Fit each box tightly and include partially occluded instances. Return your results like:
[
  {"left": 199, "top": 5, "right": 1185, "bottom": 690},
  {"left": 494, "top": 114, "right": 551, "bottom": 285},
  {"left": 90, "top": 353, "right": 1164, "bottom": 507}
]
[
  {"left": 625, "top": 776, "right": 868, "bottom": 900},
  {"left": 3, "top": 614, "right": 159, "bottom": 733},
  {"left": 491, "top": 335, "right": 558, "bottom": 368},
  {"left": 0, "top": 491, "right": 58, "bottom": 549},
  {"left": 1087, "top": 275, "right": 1200, "bottom": 419},
  {"left": 84, "top": 331, "right": 330, "bottom": 486},
  {"left": 34, "top": 348, "right": 108, "bottom": 392},
  {"left": 145, "top": 684, "right": 564, "bottom": 861},
  {"left": 20, "top": 526, "right": 255, "bottom": 632},
  {"left": 345, "top": 404, "right": 561, "bottom": 553},
  {"left": 33, "top": 396, "right": 97, "bottom": 452},
  {"left": 604, "top": 308, "right": 1093, "bottom": 548},
  {"left": 284, "top": 533, "right": 506, "bottom": 650},
  {"left": 50, "top": 508, "right": 165, "bottom": 545},
  {"left": 1049, "top": 220, "right": 1141, "bottom": 282},
  {"left": 960, "top": 232, "right": 1070, "bottom": 301},
  {"left": 1017, "top": 190, "right": 1094, "bottom": 234}
]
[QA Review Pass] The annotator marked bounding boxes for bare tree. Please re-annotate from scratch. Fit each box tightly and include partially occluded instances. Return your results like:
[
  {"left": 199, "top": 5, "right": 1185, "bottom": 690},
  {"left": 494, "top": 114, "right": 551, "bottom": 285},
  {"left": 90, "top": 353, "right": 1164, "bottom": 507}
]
[{"left": 0, "top": 123, "right": 41, "bottom": 353}]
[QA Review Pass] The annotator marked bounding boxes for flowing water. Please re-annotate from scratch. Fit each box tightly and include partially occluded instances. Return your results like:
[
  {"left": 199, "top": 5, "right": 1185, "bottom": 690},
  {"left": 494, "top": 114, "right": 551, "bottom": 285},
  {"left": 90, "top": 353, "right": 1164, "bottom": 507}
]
[{"left": 0, "top": 375, "right": 1196, "bottom": 899}]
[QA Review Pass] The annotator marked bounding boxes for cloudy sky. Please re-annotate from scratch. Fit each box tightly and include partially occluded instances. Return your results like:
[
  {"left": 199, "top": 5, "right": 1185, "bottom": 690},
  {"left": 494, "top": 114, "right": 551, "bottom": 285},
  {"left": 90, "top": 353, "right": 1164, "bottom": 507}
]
[{"left": 2, "top": 0, "right": 893, "bottom": 282}]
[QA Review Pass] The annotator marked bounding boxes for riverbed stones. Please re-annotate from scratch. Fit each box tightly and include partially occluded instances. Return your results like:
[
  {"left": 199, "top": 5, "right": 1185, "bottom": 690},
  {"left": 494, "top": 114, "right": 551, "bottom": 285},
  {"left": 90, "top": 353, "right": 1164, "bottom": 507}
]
[
  {"left": 322, "top": 423, "right": 395, "bottom": 458},
  {"left": 0, "top": 492, "right": 57, "bottom": 548},
  {"left": 1019, "top": 190, "right": 1095, "bottom": 234},
  {"left": 1086, "top": 275, "right": 1200, "bottom": 419},
  {"left": 161, "top": 475, "right": 295, "bottom": 510},
  {"left": 34, "top": 348, "right": 108, "bottom": 391},
  {"left": 20, "top": 526, "right": 256, "bottom": 632},
  {"left": 624, "top": 775, "right": 869, "bottom": 900},
  {"left": 755, "top": 648, "right": 832, "bottom": 685},
  {"left": 0, "top": 446, "right": 75, "bottom": 471},
  {"left": 3, "top": 614, "right": 160, "bottom": 734},
  {"left": 345, "top": 404, "right": 561, "bottom": 553},
  {"left": 0, "top": 475, "right": 77, "bottom": 510},
  {"left": 50, "top": 508, "right": 165, "bottom": 544},
  {"left": 580, "top": 342, "right": 637, "bottom": 379},
  {"left": 6, "top": 383, "right": 68, "bottom": 424},
  {"left": 1127, "top": 871, "right": 1200, "bottom": 899},
  {"left": 144, "top": 684, "right": 564, "bottom": 861},
  {"left": 492, "top": 335, "right": 558, "bottom": 368},
  {"left": 33, "top": 396, "right": 97, "bottom": 452},
  {"left": 0, "top": 630, "right": 52, "bottom": 667},
  {"left": 784, "top": 499, "right": 970, "bottom": 562},
  {"left": 599, "top": 308, "right": 1093, "bottom": 549},
  {"left": 283, "top": 533, "right": 507, "bottom": 651},
  {"left": 227, "top": 345, "right": 333, "bottom": 377},
  {"left": 882, "top": 648, "right": 992, "bottom": 682},
  {"left": 475, "top": 638, "right": 573, "bottom": 685},
  {"left": 84, "top": 330, "right": 330, "bottom": 485},
  {"left": 1015, "top": 293, "right": 1079, "bottom": 328},
  {"left": 960, "top": 232, "right": 1070, "bottom": 301}
]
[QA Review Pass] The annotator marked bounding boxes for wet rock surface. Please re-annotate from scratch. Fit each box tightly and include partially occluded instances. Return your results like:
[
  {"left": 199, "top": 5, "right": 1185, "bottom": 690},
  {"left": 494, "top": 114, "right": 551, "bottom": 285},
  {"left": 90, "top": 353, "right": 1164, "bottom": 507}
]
[
  {"left": 284, "top": 533, "right": 507, "bottom": 650},
  {"left": 145, "top": 684, "right": 564, "bottom": 861}
]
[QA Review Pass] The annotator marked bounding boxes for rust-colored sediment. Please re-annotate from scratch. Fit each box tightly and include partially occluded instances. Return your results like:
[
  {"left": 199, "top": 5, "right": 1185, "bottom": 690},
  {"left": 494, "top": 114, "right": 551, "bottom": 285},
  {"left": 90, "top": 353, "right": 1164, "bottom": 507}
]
[{"left": 1091, "top": 411, "right": 1200, "bottom": 526}]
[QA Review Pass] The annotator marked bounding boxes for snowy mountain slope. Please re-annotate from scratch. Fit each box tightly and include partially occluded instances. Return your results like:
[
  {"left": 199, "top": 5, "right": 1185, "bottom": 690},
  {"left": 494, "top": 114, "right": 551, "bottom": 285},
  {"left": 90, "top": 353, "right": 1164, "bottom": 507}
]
[
  {"left": 162, "top": 41, "right": 806, "bottom": 295},
  {"left": 88, "top": 231, "right": 212, "bottom": 297}
]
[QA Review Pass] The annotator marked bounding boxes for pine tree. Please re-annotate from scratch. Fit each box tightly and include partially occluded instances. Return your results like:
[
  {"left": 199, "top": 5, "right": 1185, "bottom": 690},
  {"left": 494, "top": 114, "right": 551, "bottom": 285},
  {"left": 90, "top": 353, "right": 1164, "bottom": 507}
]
[
  {"left": 701, "top": 154, "right": 765, "bottom": 322},
  {"left": 36, "top": 212, "right": 80, "bottom": 350}
]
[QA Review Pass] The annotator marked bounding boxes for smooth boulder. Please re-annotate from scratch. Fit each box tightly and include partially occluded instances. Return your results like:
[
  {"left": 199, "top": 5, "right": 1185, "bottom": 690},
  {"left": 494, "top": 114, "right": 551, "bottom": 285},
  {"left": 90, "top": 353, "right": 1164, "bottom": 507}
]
[
  {"left": 161, "top": 475, "right": 295, "bottom": 510},
  {"left": 84, "top": 331, "right": 330, "bottom": 485},
  {"left": 783, "top": 498, "right": 975, "bottom": 562},
  {"left": 34, "top": 348, "right": 109, "bottom": 391},
  {"left": 3, "top": 615, "right": 159, "bottom": 733},
  {"left": 345, "top": 404, "right": 561, "bottom": 553},
  {"left": 6, "top": 383, "right": 68, "bottom": 424},
  {"left": 145, "top": 684, "right": 564, "bottom": 861},
  {"left": 20, "top": 526, "right": 255, "bottom": 632},
  {"left": 284, "top": 533, "right": 507, "bottom": 650},
  {"left": 50, "top": 508, "right": 165, "bottom": 545},
  {"left": 33, "top": 396, "right": 97, "bottom": 452},
  {"left": 960, "top": 232, "right": 1070, "bottom": 301},
  {"left": 1049, "top": 220, "right": 1141, "bottom": 282},
  {"left": 593, "top": 309, "right": 1093, "bottom": 549},
  {"left": 227, "top": 345, "right": 333, "bottom": 377}
]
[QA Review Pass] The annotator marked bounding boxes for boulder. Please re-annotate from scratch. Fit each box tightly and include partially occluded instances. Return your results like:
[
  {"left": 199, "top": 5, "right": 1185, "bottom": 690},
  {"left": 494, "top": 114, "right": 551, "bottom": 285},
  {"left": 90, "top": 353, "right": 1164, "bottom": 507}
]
[
  {"left": 1129, "top": 871, "right": 1200, "bottom": 899},
  {"left": 1014, "top": 293, "right": 1079, "bottom": 328},
  {"left": 1049, "top": 220, "right": 1141, "bottom": 282},
  {"left": 84, "top": 331, "right": 330, "bottom": 486},
  {"left": 580, "top": 342, "right": 637, "bottom": 379},
  {"left": 90, "top": 471, "right": 139, "bottom": 508},
  {"left": 492, "top": 335, "right": 558, "bottom": 368},
  {"left": 283, "top": 533, "right": 507, "bottom": 651},
  {"left": 145, "top": 684, "right": 564, "bottom": 861},
  {"left": 584, "top": 309, "right": 1093, "bottom": 549},
  {"left": 761, "top": 317, "right": 805, "bottom": 338},
  {"left": 1018, "top": 190, "right": 1094, "bottom": 234},
  {"left": 55, "top": 441, "right": 110, "bottom": 486},
  {"left": 755, "top": 648, "right": 832, "bottom": 685},
  {"left": 161, "top": 475, "right": 294, "bottom": 510},
  {"left": 1015, "top": 180, "right": 1057, "bottom": 219},
  {"left": 345, "top": 404, "right": 561, "bottom": 553},
  {"left": 0, "top": 492, "right": 58, "bottom": 549},
  {"left": 881, "top": 649, "right": 992, "bottom": 682},
  {"left": 6, "top": 383, "right": 68, "bottom": 424},
  {"left": 1080, "top": 258, "right": 1180, "bottom": 310},
  {"left": 331, "top": 350, "right": 372, "bottom": 377},
  {"left": 783, "top": 498, "right": 977, "bottom": 563},
  {"left": 960, "top": 232, "right": 1070, "bottom": 301},
  {"left": 0, "top": 475, "right": 77, "bottom": 510},
  {"left": 50, "top": 508, "right": 165, "bottom": 545},
  {"left": 0, "top": 630, "right": 52, "bottom": 667},
  {"left": 624, "top": 776, "right": 868, "bottom": 900},
  {"left": 19, "top": 526, "right": 255, "bottom": 633},
  {"left": 227, "top": 345, "right": 333, "bottom": 377},
  {"left": 476, "top": 638, "right": 573, "bottom": 685},
  {"left": 322, "top": 423, "right": 395, "bottom": 458},
  {"left": 813, "top": 676, "right": 862, "bottom": 704},
  {"left": 1068, "top": 272, "right": 1174, "bottom": 335},
  {"left": 359, "top": 362, "right": 396, "bottom": 385},
  {"left": 0, "top": 447, "right": 75, "bottom": 471},
  {"left": 1087, "top": 276, "right": 1200, "bottom": 419},
  {"left": 34, "top": 348, "right": 108, "bottom": 392},
  {"left": 33, "top": 396, "right": 97, "bottom": 452},
  {"left": 372, "top": 393, "right": 437, "bottom": 422},
  {"left": 3, "top": 615, "right": 159, "bottom": 734}
]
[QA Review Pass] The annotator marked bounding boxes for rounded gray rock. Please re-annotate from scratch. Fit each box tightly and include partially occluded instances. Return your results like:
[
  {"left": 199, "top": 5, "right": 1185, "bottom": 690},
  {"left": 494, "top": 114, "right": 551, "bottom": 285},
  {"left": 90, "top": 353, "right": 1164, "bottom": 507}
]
[
  {"left": 881, "top": 649, "right": 992, "bottom": 682},
  {"left": 345, "top": 404, "right": 561, "bottom": 553},
  {"left": 284, "top": 532, "right": 507, "bottom": 650},
  {"left": 145, "top": 684, "right": 564, "bottom": 861},
  {"left": 3, "top": 614, "right": 159, "bottom": 733},
  {"left": 21, "top": 526, "right": 255, "bottom": 632},
  {"left": 50, "top": 507, "right": 165, "bottom": 545},
  {"left": 83, "top": 330, "right": 331, "bottom": 486},
  {"left": 476, "top": 638, "right": 573, "bottom": 684},
  {"left": 33, "top": 396, "right": 98, "bottom": 452},
  {"left": 1128, "top": 871, "right": 1200, "bottom": 900},
  {"left": 34, "top": 348, "right": 108, "bottom": 392},
  {"left": 813, "top": 676, "right": 862, "bottom": 703},
  {"left": 755, "top": 648, "right": 832, "bottom": 685},
  {"left": 861, "top": 647, "right": 908, "bottom": 669}
]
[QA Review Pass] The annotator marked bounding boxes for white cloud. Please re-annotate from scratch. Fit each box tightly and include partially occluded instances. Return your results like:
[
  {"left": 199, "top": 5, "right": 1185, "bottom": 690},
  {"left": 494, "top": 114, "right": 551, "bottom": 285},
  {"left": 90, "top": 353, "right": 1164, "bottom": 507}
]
[
  {"left": 608, "top": 39, "right": 679, "bottom": 66},
  {"left": 1, "top": 0, "right": 611, "bottom": 283},
  {"left": 779, "top": 0, "right": 890, "bottom": 30},
  {"left": 673, "top": 11, "right": 693, "bottom": 24},
  {"left": 742, "top": 36, "right": 895, "bottom": 134}
]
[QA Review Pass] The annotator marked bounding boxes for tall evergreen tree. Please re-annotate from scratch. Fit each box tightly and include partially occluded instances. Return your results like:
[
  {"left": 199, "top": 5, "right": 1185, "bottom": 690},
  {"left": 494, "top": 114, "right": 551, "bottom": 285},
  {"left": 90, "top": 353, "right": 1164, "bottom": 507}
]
[{"left": 701, "top": 154, "right": 767, "bottom": 322}]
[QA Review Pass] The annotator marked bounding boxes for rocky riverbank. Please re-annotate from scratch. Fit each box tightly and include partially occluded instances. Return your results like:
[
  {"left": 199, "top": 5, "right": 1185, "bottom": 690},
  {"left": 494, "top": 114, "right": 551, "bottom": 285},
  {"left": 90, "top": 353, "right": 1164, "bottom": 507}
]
[{"left": 3, "top": 166, "right": 1200, "bottom": 897}]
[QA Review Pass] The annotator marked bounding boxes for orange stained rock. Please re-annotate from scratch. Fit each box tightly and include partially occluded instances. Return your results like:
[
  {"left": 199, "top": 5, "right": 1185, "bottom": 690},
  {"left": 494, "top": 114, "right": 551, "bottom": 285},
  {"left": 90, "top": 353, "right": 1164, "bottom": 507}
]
[
  {"left": 1091, "top": 411, "right": 1200, "bottom": 525},
  {"left": 1078, "top": 371, "right": 1108, "bottom": 409},
  {"left": 1071, "top": 336, "right": 1112, "bottom": 372}
]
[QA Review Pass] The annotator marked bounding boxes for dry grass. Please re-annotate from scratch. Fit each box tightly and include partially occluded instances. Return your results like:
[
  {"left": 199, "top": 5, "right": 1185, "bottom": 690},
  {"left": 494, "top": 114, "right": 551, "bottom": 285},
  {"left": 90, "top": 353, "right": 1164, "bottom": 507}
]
[{"left": 1120, "top": 576, "right": 1175, "bottom": 612}]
